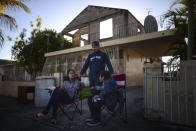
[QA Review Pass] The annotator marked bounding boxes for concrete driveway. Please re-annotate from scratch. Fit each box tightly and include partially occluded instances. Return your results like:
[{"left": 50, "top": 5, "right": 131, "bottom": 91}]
[{"left": 0, "top": 87, "right": 195, "bottom": 131}]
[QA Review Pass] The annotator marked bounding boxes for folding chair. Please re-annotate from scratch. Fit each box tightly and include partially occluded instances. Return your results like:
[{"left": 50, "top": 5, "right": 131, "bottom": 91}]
[
  {"left": 102, "top": 74, "right": 127, "bottom": 124},
  {"left": 47, "top": 77, "right": 83, "bottom": 121}
]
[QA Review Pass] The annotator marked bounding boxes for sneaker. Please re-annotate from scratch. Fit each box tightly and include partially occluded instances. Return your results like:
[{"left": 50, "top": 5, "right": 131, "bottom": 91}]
[
  {"left": 86, "top": 119, "right": 101, "bottom": 127},
  {"left": 85, "top": 117, "right": 94, "bottom": 122}
]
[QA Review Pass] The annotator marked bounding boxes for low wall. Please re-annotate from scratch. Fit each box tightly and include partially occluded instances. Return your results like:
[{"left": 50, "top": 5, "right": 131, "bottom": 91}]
[
  {"left": 125, "top": 48, "right": 145, "bottom": 86},
  {"left": 0, "top": 81, "right": 35, "bottom": 99}
]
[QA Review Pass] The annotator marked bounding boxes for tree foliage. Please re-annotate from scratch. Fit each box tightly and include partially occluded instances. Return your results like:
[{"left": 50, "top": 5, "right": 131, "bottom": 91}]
[
  {"left": 12, "top": 17, "right": 73, "bottom": 78},
  {"left": 164, "top": 0, "right": 196, "bottom": 61}
]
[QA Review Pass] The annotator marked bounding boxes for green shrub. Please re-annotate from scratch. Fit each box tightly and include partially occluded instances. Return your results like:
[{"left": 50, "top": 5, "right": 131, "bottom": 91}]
[{"left": 80, "top": 84, "right": 91, "bottom": 99}]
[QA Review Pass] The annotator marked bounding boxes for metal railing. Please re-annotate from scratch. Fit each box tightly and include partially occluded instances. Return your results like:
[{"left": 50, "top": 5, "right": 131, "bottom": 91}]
[
  {"left": 0, "top": 64, "right": 33, "bottom": 81},
  {"left": 143, "top": 61, "right": 196, "bottom": 127}
]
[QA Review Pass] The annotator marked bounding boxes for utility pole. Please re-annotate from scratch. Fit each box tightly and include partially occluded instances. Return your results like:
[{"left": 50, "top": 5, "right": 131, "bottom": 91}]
[
  {"left": 59, "top": 32, "right": 64, "bottom": 86},
  {"left": 187, "top": 0, "right": 194, "bottom": 60}
]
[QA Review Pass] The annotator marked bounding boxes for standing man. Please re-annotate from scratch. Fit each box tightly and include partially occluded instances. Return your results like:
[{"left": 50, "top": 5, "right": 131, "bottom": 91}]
[{"left": 80, "top": 40, "right": 114, "bottom": 94}]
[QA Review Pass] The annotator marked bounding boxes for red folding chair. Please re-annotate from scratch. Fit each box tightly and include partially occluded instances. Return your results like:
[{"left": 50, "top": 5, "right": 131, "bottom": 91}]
[
  {"left": 113, "top": 73, "right": 127, "bottom": 122},
  {"left": 102, "top": 74, "right": 128, "bottom": 125},
  {"left": 47, "top": 77, "right": 83, "bottom": 121}
]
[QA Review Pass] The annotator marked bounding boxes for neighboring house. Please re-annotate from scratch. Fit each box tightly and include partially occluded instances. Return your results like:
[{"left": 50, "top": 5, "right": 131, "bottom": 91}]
[
  {"left": 0, "top": 61, "right": 34, "bottom": 98},
  {"left": 0, "top": 63, "right": 32, "bottom": 81},
  {"left": 0, "top": 59, "right": 13, "bottom": 65},
  {"left": 42, "top": 5, "right": 183, "bottom": 87}
]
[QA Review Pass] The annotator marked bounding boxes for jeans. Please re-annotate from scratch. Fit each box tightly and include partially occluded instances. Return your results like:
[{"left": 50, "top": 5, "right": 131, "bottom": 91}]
[
  {"left": 46, "top": 88, "right": 70, "bottom": 118},
  {"left": 89, "top": 78, "right": 102, "bottom": 96},
  {"left": 87, "top": 96, "right": 104, "bottom": 121}
]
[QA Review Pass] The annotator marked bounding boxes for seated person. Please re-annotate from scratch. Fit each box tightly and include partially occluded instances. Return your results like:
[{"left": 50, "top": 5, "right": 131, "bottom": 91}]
[
  {"left": 35, "top": 69, "right": 80, "bottom": 124},
  {"left": 86, "top": 71, "right": 118, "bottom": 127}
]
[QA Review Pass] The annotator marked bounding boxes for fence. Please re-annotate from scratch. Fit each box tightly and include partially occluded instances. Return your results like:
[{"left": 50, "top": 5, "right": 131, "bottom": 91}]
[
  {"left": 143, "top": 61, "right": 196, "bottom": 127},
  {"left": 0, "top": 64, "right": 33, "bottom": 81}
]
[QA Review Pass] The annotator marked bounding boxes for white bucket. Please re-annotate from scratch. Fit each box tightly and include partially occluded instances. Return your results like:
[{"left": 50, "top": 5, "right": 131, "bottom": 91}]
[
  {"left": 81, "top": 77, "right": 90, "bottom": 87},
  {"left": 35, "top": 76, "right": 55, "bottom": 107}
]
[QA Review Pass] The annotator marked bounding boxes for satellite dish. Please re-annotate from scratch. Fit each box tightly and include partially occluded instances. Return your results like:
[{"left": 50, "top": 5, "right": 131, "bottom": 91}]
[{"left": 144, "top": 15, "right": 158, "bottom": 33}]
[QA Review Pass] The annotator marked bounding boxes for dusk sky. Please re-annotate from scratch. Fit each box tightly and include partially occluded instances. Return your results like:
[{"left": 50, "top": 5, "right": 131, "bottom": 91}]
[{"left": 0, "top": 0, "right": 174, "bottom": 60}]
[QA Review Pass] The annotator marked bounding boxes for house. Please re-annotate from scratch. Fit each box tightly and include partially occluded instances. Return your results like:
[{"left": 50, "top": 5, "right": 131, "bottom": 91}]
[
  {"left": 0, "top": 62, "right": 34, "bottom": 98},
  {"left": 42, "top": 5, "right": 183, "bottom": 86},
  {"left": 62, "top": 5, "right": 144, "bottom": 47}
]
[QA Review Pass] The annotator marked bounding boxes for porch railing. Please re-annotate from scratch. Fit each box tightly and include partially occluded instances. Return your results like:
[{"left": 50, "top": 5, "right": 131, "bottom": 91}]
[{"left": 143, "top": 61, "right": 196, "bottom": 127}]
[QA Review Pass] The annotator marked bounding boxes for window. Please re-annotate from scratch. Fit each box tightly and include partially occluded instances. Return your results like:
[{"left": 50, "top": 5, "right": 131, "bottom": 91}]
[
  {"left": 64, "top": 35, "right": 72, "bottom": 42},
  {"left": 68, "top": 29, "right": 79, "bottom": 35},
  {"left": 80, "top": 40, "right": 84, "bottom": 47},
  {"left": 81, "top": 34, "right": 88, "bottom": 40},
  {"left": 100, "top": 18, "right": 113, "bottom": 39},
  {"left": 137, "top": 28, "right": 141, "bottom": 33}
]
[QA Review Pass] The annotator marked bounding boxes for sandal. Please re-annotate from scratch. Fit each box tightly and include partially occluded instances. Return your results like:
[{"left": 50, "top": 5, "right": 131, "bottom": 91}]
[{"left": 33, "top": 110, "right": 48, "bottom": 120}]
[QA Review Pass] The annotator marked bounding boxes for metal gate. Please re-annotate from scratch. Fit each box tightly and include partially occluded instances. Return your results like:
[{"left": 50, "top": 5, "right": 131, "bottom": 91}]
[{"left": 143, "top": 61, "right": 196, "bottom": 127}]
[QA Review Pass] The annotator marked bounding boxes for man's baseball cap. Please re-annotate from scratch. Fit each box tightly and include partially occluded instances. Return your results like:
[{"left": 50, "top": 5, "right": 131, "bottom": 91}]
[{"left": 92, "top": 41, "right": 100, "bottom": 46}]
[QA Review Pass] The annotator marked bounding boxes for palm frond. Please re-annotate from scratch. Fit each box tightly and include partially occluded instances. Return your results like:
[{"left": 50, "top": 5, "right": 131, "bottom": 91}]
[
  {"left": 0, "top": 0, "right": 31, "bottom": 14},
  {"left": 170, "top": 0, "right": 188, "bottom": 10},
  {"left": 0, "top": 13, "right": 16, "bottom": 30},
  {"left": 0, "top": 29, "right": 4, "bottom": 47}
]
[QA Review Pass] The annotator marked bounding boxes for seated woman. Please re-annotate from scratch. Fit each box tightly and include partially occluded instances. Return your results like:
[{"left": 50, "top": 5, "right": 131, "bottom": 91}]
[
  {"left": 86, "top": 71, "right": 118, "bottom": 127},
  {"left": 35, "top": 69, "right": 80, "bottom": 124}
]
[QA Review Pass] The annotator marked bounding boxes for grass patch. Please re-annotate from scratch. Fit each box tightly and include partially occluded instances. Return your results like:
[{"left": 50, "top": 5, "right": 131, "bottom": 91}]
[{"left": 81, "top": 87, "right": 91, "bottom": 99}]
